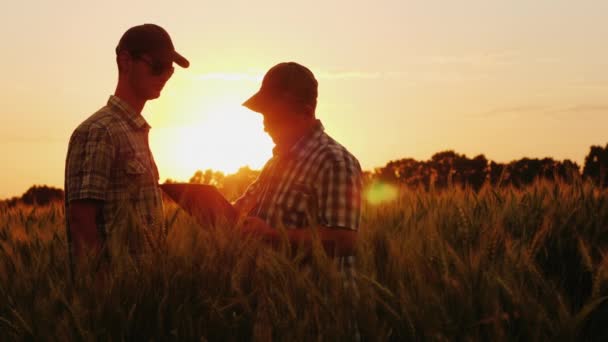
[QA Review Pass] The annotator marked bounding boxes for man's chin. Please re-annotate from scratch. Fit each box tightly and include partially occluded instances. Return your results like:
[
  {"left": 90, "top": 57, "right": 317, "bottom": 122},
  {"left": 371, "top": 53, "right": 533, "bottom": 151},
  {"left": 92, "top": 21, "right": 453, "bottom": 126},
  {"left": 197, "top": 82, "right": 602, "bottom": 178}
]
[{"left": 147, "top": 91, "right": 162, "bottom": 100}]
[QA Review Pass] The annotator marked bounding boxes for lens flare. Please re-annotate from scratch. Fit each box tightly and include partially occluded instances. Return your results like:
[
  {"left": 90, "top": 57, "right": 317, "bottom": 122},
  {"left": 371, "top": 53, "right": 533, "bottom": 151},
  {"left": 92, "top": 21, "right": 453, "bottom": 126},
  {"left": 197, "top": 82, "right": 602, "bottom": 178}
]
[{"left": 365, "top": 181, "right": 398, "bottom": 205}]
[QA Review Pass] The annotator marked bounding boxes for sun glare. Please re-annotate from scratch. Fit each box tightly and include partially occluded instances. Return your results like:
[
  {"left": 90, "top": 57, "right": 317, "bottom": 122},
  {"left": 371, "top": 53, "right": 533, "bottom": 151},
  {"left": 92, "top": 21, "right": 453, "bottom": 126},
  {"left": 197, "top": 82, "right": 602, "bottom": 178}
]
[
  {"left": 150, "top": 102, "right": 273, "bottom": 182},
  {"left": 365, "top": 181, "right": 398, "bottom": 205}
]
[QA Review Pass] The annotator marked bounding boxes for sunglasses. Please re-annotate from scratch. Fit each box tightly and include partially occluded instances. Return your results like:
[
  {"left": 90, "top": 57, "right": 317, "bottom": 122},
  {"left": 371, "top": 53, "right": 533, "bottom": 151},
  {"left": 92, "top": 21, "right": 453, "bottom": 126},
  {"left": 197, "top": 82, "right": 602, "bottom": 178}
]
[{"left": 133, "top": 55, "right": 175, "bottom": 76}]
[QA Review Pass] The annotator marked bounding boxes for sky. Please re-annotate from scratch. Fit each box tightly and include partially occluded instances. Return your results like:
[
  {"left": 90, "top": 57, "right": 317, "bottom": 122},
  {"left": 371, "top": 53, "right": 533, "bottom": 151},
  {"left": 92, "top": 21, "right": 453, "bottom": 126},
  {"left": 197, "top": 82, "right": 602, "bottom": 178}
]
[{"left": 0, "top": 0, "right": 607, "bottom": 198}]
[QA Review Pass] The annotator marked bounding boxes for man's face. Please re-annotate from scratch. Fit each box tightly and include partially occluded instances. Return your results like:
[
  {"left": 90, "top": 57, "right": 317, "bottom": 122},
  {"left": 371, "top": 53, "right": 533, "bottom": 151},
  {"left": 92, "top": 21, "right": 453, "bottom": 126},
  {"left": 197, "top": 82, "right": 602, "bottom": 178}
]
[
  {"left": 261, "top": 103, "right": 297, "bottom": 145},
  {"left": 127, "top": 53, "right": 174, "bottom": 100},
  {"left": 261, "top": 99, "right": 314, "bottom": 147}
]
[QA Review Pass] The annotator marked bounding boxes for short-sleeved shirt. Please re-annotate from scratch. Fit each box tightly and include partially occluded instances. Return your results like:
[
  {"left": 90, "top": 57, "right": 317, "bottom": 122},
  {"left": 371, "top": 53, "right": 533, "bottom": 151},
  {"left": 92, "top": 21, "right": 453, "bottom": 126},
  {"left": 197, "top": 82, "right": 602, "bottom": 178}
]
[
  {"left": 64, "top": 95, "right": 165, "bottom": 246},
  {"left": 235, "top": 120, "right": 362, "bottom": 231}
]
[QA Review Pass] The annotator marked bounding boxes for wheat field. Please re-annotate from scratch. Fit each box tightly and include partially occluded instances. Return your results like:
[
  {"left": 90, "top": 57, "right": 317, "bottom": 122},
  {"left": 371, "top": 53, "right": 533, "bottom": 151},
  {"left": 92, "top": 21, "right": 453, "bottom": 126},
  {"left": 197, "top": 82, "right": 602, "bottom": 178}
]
[{"left": 1, "top": 180, "right": 607, "bottom": 341}]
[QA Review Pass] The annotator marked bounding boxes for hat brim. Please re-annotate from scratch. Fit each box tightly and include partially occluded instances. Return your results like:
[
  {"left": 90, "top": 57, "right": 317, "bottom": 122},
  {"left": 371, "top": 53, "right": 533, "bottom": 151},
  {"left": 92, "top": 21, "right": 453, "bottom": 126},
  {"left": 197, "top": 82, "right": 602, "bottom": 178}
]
[
  {"left": 242, "top": 91, "right": 270, "bottom": 113},
  {"left": 173, "top": 51, "right": 189, "bottom": 68},
  {"left": 148, "top": 49, "right": 190, "bottom": 68}
]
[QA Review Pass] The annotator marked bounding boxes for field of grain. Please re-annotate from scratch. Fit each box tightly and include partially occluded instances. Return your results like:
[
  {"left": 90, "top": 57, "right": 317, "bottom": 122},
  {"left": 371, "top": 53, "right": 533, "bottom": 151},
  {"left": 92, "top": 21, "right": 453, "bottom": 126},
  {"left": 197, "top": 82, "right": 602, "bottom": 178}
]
[{"left": 1, "top": 180, "right": 607, "bottom": 341}]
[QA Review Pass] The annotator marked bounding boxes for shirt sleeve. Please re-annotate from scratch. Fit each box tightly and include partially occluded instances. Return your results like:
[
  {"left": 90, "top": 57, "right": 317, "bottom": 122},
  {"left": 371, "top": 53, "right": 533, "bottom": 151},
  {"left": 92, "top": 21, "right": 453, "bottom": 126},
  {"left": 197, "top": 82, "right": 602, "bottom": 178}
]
[
  {"left": 316, "top": 159, "right": 362, "bottom": 230},
  {"left": 65, "top": 126, "right": 114, "bottom": 202}
]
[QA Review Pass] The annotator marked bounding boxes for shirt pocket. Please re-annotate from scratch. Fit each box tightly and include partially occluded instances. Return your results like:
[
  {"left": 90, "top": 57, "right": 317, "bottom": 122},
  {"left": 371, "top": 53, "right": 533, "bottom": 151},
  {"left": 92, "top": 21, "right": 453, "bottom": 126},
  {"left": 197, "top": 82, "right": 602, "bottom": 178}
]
[
  {"left": 125, "top": 159, "right": 147, "bottom": 176},
  {"left": 280, "top": 183, "right": 316, "bottom": 228}
]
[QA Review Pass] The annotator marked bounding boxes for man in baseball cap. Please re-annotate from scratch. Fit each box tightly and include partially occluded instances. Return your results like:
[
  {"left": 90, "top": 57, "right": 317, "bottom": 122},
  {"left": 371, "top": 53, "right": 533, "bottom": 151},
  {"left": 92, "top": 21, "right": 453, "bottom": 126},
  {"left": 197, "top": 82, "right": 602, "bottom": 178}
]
[
  {"left": 65, "top": 24, "right": 189, "bottom": 275},
  {"left": 116, "top": 23, "right": 190, "bottom": 69},
  {"left": 237, "top": 62, "right": 362, "bottom": 259},
  {"left": 242, "top": 62, "right": 317, "bottom": 115}
]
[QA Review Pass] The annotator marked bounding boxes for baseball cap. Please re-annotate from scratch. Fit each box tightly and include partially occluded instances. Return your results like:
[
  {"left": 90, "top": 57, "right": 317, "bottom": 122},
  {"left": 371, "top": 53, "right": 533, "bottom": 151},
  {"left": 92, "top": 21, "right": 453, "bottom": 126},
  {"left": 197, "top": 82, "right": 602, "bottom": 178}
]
[
  {"left": 116, "top": 24, "right": 189, "bottom": 68},
  {"left": 243, "top": 62, "right": 318, "bottom": 113}
]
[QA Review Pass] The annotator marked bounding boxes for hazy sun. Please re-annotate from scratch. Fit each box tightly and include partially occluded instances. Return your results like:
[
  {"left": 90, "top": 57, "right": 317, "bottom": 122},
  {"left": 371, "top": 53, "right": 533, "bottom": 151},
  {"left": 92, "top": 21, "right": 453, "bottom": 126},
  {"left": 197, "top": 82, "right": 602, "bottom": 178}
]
[{"left": 150, "top": 102, "right": 273, "bottom": 182}]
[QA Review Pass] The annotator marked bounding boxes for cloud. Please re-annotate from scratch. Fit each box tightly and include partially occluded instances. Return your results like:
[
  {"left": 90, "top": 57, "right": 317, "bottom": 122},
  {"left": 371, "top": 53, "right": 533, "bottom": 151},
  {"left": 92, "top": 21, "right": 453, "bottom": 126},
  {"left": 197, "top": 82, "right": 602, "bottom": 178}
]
[
  {"left": 194, "top": 72, "right": 262, "bottom": 82},
  {"left": 566, "top": 81, "right": 608, "bottom": 90},
  {"left": 191, "top": 53, "right": 526, "bottom": 86},
  {"left": 406, "top": 50, "right": 524, "bottom": 68},
  {"left": 469, "top": 104, "right": 608, "bottom": 120},
  {"left": 193, "top": 70, "right": 394, "bottom": 82},
  {"left": 548, "top": 105, "right": 608, "bottom": 118},
  {"left": 316, "top": 71, "right": 385, "bottom": 80},
  {"left": 469, "top": 105, "right": 548, "bottom": 119},
  {"left": 0, "top": 136, "right": 65, "bottom": 144},
  {"left": 555, "top": 105, "right": 608, "bottom": 113}
]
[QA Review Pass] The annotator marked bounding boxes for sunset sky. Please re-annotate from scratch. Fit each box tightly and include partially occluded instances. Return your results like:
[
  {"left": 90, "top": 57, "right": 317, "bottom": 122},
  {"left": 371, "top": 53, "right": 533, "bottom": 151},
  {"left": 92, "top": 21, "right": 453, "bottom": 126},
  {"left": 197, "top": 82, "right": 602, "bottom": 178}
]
[{"left": 1, "top": 0, "right": 607, "bottom": 198}]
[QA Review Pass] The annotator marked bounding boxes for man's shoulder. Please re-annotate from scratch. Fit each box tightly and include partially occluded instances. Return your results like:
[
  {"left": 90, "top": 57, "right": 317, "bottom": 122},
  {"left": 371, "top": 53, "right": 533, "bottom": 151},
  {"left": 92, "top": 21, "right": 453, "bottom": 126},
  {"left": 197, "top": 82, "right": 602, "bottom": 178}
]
[
  {"left": 71, "top": 104, "right": 123, "bottom": 137},
  {"left": 315, "top": 132, "right": 361, "bottom": 170}
]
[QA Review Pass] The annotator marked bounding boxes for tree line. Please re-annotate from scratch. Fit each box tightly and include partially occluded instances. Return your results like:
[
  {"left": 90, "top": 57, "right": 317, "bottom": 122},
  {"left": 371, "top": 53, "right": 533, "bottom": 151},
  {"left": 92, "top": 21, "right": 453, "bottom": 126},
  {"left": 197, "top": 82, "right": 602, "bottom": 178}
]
[
  {"left": 371, "top": 143, "right": 608, "bottom": 191},
  {"left": 4, "top": 144, "right": 608, "bottom": 207}
]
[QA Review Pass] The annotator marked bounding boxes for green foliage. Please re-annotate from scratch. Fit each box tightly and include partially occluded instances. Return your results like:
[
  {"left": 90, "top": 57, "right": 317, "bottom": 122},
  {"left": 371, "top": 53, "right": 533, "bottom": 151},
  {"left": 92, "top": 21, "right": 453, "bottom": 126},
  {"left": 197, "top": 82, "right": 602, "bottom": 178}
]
[{"left": 1, "top": 181, "right": 608, "bottom": 341}]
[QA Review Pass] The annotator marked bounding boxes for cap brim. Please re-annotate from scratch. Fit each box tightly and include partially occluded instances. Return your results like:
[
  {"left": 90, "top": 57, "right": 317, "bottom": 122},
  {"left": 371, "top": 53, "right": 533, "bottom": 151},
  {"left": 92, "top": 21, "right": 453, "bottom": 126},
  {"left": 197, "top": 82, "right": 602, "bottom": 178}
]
[
  {"left": 173, "top": 51, "right": 189, "bottom": 68},
  {"left": 242, "top": 91, "right": 268, "bottom": 113},
  {"left": 149, "top": 49, "right": 189, "bottom": 68}
]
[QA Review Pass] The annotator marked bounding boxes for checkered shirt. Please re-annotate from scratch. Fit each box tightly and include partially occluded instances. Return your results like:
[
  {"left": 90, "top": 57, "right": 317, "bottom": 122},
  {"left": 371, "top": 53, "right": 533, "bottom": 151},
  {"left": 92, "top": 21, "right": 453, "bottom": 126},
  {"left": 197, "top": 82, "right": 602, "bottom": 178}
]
[
  {"left": 235, "top": 121, "right": 362, "bottom": 231},
  {"left": 64, "top": 96, "right": 165, "bottom": 243}
]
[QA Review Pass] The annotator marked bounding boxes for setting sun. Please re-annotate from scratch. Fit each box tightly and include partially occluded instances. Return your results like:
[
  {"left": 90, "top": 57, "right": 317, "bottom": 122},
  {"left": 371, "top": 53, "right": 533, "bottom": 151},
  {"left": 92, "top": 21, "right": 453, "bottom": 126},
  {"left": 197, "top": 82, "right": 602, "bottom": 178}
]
[{"left": 150, "top": 101, "right": 273, "bottom": 182}]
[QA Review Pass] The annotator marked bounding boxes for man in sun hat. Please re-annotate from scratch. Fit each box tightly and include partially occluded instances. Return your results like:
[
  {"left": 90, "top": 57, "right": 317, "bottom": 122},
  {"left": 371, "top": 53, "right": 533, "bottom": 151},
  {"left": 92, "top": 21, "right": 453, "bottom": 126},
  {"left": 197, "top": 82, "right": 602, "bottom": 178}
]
[
  {"left": 64, "top": 24, "right": 189, "bottom": 272},
  {"left": 235, "top": 62, "right": 362, "bottom": 260}
]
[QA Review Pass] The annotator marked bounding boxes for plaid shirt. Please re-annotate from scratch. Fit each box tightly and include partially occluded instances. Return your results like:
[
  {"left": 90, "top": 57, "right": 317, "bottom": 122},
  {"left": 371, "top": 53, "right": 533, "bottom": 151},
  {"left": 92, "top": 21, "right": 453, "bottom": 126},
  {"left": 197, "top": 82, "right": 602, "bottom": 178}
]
[
  {"left": 237, "top": 120, "right": 361, "bottom": 300},
  {"left": 64, "top": 96, "right": 165, "bottom": 245},
  {"left": 236, "top": 121, "right": 362, "bottom": 231}
]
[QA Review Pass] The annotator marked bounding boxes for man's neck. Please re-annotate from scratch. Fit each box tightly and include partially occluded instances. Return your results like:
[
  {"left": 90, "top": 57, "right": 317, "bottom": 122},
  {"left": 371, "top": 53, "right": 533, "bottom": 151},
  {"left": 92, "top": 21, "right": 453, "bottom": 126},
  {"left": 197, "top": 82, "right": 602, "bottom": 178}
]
[
  {"left": 275, "top": 119, "right": 319, "bottom": 154},
  {"left": 114, "top": 84, "right": 145, "bottom": 114}
]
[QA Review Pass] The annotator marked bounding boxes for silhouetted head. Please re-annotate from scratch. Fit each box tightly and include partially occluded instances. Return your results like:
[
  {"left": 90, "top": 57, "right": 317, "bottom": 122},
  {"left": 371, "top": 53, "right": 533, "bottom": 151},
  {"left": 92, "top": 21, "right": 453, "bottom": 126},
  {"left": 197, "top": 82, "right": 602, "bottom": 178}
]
[
  {"left": 243, "top": 62, "right": 319, "bottom": 146},
  {"left": 115, "top": 24, "right": 189, "bottom": 100}
]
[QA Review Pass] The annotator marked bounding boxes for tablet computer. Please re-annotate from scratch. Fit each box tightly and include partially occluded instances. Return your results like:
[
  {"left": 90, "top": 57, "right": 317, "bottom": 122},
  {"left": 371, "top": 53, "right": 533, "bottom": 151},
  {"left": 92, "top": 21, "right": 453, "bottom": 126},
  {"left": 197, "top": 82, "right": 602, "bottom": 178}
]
[{"left": 160, "top": 183, "right": 238, "bottom": 227}]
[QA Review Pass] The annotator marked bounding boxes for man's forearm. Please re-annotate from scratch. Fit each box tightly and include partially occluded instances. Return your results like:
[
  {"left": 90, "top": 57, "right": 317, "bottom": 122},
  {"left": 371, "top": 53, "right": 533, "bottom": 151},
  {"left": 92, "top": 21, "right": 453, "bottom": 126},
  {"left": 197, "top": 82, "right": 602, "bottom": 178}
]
[{"left": 68, "top": 200, "right": 103, "bottom": 257}]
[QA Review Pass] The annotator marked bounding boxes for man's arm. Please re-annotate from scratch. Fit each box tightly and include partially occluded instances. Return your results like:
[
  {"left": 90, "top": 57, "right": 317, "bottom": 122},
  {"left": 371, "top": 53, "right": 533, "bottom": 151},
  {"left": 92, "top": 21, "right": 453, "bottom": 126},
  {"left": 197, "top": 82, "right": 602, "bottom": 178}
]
[
  {"left": 68, "top": 199, "right": 103, "bottom": 257},
  {"left": 65, "top": 125, "right": 114, "bottom": 258}
]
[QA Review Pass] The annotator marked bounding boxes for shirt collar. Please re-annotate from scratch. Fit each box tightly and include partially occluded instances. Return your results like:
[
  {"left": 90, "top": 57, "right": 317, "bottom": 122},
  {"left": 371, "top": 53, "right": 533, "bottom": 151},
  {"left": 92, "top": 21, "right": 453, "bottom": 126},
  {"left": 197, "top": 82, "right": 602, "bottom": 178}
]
[
  {"left": 107, "top": 95, "right": 151, "bottom": 130},
  {"left": 273, "top": 120, "right": 324, "bottom": 158}
]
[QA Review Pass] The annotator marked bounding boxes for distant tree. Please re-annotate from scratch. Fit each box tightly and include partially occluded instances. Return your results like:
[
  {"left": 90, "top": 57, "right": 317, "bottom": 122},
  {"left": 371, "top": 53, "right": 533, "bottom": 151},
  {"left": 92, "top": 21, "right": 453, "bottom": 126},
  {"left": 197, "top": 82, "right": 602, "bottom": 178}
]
[
  {"left": 221, "top": 166, "right": 260, "bottom": 200},
  {"left": 376, "top": 158, "right": 431, "bottom": 188},
  {"left": 187, "top": 167, "right": 260, "bottom": 200},
  {"left": 460, "top": 154, "right": 489, "bottom": 190},
  {"left": 20, "top": 185, "right": 64, "bottom": 205},
  {"left": 583, "top": 144, "right": 608, "bottom": 186},
  {"left": 189, "top": 170, "right": 204, "bottom": 184},
  {"left": 485, "top": 157, "right": 581, "bottom": 187},
  {"left": 488, "top": 161, "right": 507, "bottom": 186},
  {"left": 428, "top": 151, "right": 488, "bottom": 190},
  {"left": 429, "top": 151, "right": 459, "bottom": 188},
  {"left": 508, "top": 158, "right": 545, "bottom": 187},
  {"left": 4, "top": 196, "right": 20, "bottom": 208},
  {"left": 371, "top": 150, "right": 582, "bottom": 191},
  {"left": 189, "top": 169, "right": 225, "bottom": 187},
  {"left": 556, "top": 159, "right": 581, "bottom": 183},
  {"left": 361, "top": 170, "right": 375, "bottom": 187}
]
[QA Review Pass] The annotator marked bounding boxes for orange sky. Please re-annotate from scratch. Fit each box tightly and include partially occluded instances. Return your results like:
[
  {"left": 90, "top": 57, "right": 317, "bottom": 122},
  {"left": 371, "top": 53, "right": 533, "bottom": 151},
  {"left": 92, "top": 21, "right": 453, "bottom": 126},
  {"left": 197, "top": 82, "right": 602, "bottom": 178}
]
[{"left": 1, "top": 0, "right": 608, "bottom": 198}]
